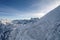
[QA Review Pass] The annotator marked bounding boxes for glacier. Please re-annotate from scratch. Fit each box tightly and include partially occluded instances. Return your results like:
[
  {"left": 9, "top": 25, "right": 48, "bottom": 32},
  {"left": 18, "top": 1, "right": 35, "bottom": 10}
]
[{"left": 0, "top": 5, "right": 60, "bottom": 40}]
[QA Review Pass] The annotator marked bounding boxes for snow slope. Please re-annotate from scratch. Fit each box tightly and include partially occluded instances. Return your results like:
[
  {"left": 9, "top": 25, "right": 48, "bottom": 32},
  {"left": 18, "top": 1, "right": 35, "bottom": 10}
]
[
  {"left": 8, "top": 5, "right": 60, "bottom": 40},
  {"left": 0, "top": 5, "right": 60, "bottom": 40},
  {"left": 25, "top": 5, "right": 60, "bottom": 40}
]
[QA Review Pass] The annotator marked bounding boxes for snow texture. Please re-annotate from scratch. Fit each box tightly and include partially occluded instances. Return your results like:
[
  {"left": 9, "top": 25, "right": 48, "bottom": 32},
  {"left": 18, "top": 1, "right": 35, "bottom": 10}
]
[{"left": 0, "top": 5, "right": 60, "bottom": 40}]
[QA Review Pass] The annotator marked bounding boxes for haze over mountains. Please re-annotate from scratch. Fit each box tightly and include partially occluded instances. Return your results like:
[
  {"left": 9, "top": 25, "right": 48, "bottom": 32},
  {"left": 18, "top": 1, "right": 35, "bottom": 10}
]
[{"left": 0, "top": 5, "right": 60, "bottom": 40}]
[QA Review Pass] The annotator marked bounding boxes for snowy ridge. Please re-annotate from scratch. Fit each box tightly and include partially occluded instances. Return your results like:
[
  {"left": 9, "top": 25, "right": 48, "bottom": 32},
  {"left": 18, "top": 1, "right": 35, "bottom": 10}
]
[{"left": 0, "top": 5, "right": 60, "bottom": 40}]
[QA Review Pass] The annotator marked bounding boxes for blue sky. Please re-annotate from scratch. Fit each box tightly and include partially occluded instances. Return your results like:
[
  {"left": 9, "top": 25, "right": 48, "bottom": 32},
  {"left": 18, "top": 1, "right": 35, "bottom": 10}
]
[{"left": 0, "top": 0, "right": 60, "bottom": 20}]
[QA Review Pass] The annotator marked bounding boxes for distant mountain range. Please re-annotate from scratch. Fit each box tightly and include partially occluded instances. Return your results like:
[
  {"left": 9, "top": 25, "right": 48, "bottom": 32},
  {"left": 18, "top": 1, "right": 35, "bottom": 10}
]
[{"left": 12, "top": 18, "right": 40, "bottom": 24}]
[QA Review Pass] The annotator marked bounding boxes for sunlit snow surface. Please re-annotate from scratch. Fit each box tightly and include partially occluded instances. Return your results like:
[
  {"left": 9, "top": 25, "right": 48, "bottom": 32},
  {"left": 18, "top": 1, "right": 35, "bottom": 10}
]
[{"left": 0, "top": 5, "right": 60, "bottom": 40}]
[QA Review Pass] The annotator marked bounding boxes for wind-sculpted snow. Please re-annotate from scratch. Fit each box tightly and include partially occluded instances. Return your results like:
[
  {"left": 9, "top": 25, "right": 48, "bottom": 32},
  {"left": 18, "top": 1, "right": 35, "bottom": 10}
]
[
  {"left": 0, "top": 5, "right": 60, "bottom": 40},
  {"left": 0, "top": 22, "right": 13, "bottom": 40}
]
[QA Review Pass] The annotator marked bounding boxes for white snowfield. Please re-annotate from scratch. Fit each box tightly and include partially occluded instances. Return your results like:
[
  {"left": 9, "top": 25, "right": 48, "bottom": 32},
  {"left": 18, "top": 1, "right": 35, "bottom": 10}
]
[{"left": 0, "top": 5, "right": 60, "bottom": 40}]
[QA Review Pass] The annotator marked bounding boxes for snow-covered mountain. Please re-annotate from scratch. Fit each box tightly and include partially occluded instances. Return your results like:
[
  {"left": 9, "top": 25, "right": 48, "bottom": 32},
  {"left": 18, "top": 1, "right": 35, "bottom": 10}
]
[
  {"left": 0, "top": 5, "right": 60, "bottom": 40},
  {"left": 26, "top": 5, "right": 60, "bottom": 40},
  {"left": 25, "top": 5, "right": 60, "bottom": 40}
]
